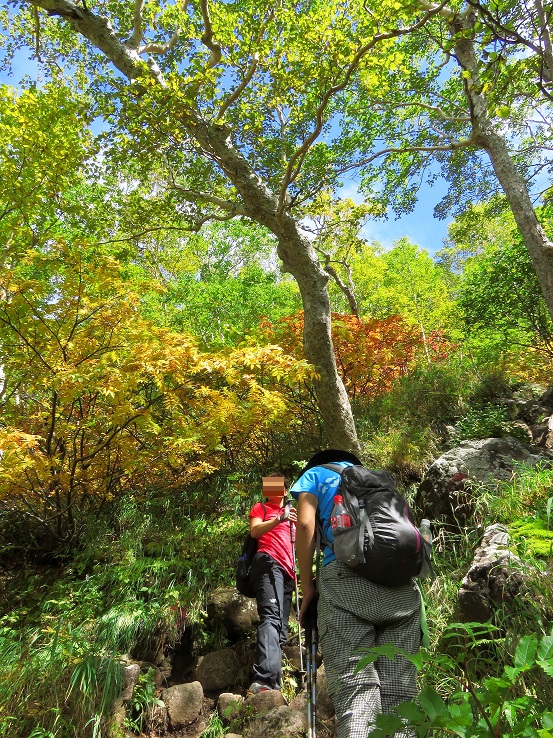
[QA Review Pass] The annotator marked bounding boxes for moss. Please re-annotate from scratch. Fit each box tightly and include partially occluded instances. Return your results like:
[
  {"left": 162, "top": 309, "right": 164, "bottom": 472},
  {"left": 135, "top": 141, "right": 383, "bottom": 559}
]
[{"left": 510, "top": 518, "right": 553, "bottom": 558}]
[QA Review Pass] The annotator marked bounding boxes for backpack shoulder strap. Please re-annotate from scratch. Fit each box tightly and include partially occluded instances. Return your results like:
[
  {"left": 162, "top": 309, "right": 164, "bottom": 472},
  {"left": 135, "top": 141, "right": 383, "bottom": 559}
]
[{"left": 321, "top": 462, "right": 345, "bottom": 475}]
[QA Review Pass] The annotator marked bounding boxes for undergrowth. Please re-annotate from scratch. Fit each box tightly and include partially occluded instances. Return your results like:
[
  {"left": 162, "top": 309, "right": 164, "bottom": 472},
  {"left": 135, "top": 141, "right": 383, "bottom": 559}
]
[
  {"left": 0, "top": 495, "right": 247, "bottom": 738},
  {"left": 2, "top": 361, "right": 553, "bottom": 737}
]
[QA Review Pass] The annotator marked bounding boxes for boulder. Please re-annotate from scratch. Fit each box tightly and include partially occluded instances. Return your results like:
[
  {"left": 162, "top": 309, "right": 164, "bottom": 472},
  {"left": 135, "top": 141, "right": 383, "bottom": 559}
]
[
  {"left": 206, "top": 587, "right": 259, "bottom": 641},
  {"left": 218, "top": 692, "right": 244, "bottom": 723},
  {"left": 458, "top": 524, "right": 524, "bottom": 622},
  {"left": 416, "top": 438, "right": 553, "bottom": 524},
  {"left": 244, "top": 705, "right": 307, "bottom": 738},
  {"left": 111, "top": 661, "right": 141, "bottom": 713},
  {"left": 194, "top": 648, "right": 242, "bottom": 692},
  {"left": 530, "top": 415, "right": 553, "bottom": 449},
  {"left": 244, "top": 689, "right": 287, "bottom": 714},
  {"left": 161, "top": 681, "right": 203, "bottom": 731},
  {"left": 499, "top": 398, "right": 552, "bottom": 425}
]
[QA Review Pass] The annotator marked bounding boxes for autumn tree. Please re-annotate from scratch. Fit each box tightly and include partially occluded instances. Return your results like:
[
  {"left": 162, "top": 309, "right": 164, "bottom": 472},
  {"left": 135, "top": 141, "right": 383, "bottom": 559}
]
[
  {"left": 261, "top": 311, "right": 451, "bottom": 401},
  {"left": 0, "top": 241, "right": 314, "bottom": 547},
  {"left": 2, "top": 0, "right": 451, "bottom": 453}
]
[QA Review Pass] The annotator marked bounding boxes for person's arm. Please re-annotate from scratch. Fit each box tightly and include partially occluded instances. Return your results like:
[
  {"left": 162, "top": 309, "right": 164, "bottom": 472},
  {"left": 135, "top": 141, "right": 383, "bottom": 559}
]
[
  {"left": 250, "top": 506, "right": 297, "bottom": 539},
  {"left": 296, "top": 492, "right": 318, "bottom": 624}
]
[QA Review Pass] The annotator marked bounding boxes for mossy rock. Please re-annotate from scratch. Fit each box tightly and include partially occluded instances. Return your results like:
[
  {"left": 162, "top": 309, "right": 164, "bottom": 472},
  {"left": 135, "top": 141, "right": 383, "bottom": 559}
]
[{"left": 510, "top": 519, "right": 553, "bottom": 558}]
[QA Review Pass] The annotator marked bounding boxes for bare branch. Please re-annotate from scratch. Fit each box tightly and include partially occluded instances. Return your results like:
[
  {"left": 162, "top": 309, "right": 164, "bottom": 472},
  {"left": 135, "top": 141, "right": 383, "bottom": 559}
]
[
  {"left": 336, "top": 137, "right": 477, "bottom": 175},
  {"left": 320, "top": 256, "right": 360, "bottom": 318},
  {"left": 416, "top": 0, "right": 458, "bottom": 22},
  {"left": 217, "top": 53, "right": 259, "bottom": 120},
  {"left": 139, "top": 29, "right": 180, "bottom": 55},
  {"left": 382, "top": 100, "right": 471, "bottom": 123},
  {"left": 171, "top": 184, "right": 247, "bottom": 215},
  {"left": 127, "top": 0, "right": 144, "bottom": 50},
  {"left": 199, "top": 0, "right": 222, "bottom": 69}
]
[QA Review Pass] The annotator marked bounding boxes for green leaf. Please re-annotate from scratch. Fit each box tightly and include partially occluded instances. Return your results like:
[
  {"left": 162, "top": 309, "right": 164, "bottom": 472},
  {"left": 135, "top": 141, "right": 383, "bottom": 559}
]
[
  {"left": 448, "top": 700, "right": 475, "bottom": 728},
  {"left": 397, "top": 701, "right": 426, "bottom": 723},
  {"left": 514, "top": 635, "right": 538, "bottom": 669},
  {"left": 373, "top": 713, "right": 403, "bottom": 734},
  {"left": 538, "top": 636, "right": 553, "bottom": 662},
  {"left": 537, "top": 660, "right": 553, "bottom": 678},
  {"left": 417, "top": 686, "right": 448, "bottom": 721}
]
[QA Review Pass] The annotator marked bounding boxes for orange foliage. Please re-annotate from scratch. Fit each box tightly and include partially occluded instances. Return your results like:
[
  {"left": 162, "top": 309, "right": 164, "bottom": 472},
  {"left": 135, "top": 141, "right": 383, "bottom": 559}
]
[{"left": 260, "top": 312, "right": 452, "bottom": 400}]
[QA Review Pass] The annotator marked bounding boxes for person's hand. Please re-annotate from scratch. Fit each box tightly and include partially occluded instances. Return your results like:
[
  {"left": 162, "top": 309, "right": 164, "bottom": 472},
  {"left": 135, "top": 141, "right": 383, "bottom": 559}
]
[{"left": 278, "top": 503, "right": 297, "bottom": 523}]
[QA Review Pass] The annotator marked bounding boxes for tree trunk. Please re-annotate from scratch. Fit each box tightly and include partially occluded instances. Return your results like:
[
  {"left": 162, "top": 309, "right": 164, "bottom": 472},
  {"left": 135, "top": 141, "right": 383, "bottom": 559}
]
[
  {"left": 199, "top": 123, "right": 360, "bottom": 452},
  {"left": 25, "top": 0, "right": 361, "bottom": 453},
  {"left": 452, "top": 16, "right": 553, "bottom": 322}
]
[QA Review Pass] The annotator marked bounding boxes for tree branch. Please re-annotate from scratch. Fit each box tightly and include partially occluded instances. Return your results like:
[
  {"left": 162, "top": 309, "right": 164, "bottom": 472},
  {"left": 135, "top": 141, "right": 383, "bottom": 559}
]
[
  {"left": 139, "top": 29, "right": 180, "bottom": 56},
  {"left": 199, "top": 0, "right": 222, "bottom": 69},
  {"left": 336, "top": 136, "right": 477, "bottom": 175},
  {"left": 127, "top": 0, "right": 144, "bottom": 50},
  {"left": 276, "top": 5, "right": 447, "bottom": 216},
  {"left": 217, "top": 53, "right": 259, "bottom": 120}
]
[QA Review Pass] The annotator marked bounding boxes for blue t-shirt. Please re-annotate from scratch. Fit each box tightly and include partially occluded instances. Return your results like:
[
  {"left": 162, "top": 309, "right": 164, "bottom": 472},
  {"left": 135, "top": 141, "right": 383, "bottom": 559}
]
[{"left": 290, "top": 462, "right": 352, "bottom": 564}]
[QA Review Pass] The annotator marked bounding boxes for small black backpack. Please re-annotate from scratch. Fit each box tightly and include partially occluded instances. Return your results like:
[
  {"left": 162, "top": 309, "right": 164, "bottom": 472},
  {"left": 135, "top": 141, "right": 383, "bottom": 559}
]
[
  {"left": 235, "top": 504, "right": 266, "bottom": 597},
  {"left": 322, "top": 464, "right": 428, "bottom": 586}
]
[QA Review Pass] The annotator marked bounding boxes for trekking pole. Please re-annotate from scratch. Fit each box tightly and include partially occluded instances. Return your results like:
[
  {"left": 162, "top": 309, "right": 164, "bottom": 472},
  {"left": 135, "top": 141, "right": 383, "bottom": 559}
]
[
  {"left": 290, "top": 521, "right": 305, "bottom": 678},
  {"left": 304, "top": 595, "right": 318, "bottom": 738}
]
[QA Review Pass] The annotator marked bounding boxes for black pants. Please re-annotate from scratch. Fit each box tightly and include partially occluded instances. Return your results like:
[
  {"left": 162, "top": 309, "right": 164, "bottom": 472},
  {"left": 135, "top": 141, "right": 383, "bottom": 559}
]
[{"left": 249, "top": 552, "right": 294, "bottom": 689}]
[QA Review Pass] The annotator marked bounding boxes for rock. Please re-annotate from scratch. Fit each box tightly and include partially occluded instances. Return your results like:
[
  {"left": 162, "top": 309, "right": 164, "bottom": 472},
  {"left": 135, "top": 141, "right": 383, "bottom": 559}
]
[
  {"left": 458, "top": 524, "right": 524, "bottom": 622},
  {"left": 218, "top": 692, "right": 244, "bottom": 723},
  {"left": 539, "top": 385, "right": 553, "bottom": 407},
  {"left": 111, "top": 662, "right": 141, "bottom": 712},
  {"left": 282, "top": 643, "right": 303, "bottom": 672},
  {"left": 244, "top": 689, "right": 287, "bottom": 714},
  {"left": 105, "top": 704, "right": 133, "bottom": 738},
  {"left": 195, "top": 648, "right": 242, "bottom": 692},
  {"left": 206, "top": 587, "right": 259, "bottom": 642},
  {"left": 161, "top": 681, "right": 203, "bottom": 731},
  {"left": 416, "top": 438, "right": 553, "bottom": 524},
  {"left": 499, "top": 398, "right": 552, "bottom": 424},
  {"left": 120, "top": 663, "right": 141, "bottom": 702},
  {"left": 530, "top": 415, "right": 553, "bottom": 448},
  {"left": 290, "top": 665, "right": 334, "bottom": 722},
  {"left": 244, "top": 704, "right": 307, "bottom": 738}
]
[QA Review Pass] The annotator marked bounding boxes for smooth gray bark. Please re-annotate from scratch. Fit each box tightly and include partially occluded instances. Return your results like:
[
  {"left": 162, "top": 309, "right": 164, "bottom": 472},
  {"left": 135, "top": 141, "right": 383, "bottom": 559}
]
[{"left": 452, "top": 15, "right": 553, "bottom": 322}]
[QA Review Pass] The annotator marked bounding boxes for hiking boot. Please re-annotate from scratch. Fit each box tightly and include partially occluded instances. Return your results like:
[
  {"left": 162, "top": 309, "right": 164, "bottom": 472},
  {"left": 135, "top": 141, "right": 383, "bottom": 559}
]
[{"left": 248, "top": 681, "right": 271, "bottom": 694}]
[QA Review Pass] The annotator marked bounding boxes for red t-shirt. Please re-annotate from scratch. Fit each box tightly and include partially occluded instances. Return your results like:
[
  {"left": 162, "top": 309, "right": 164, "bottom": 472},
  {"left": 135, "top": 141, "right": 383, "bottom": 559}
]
[{"left": 250, "top": 501, "right": 296, "bottom": 580}]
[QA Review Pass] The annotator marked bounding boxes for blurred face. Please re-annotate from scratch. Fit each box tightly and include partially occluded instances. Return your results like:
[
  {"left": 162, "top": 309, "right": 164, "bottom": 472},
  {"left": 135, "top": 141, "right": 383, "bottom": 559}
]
[{"left": 262, "top": 476, "right": 286, "bottom": 503}]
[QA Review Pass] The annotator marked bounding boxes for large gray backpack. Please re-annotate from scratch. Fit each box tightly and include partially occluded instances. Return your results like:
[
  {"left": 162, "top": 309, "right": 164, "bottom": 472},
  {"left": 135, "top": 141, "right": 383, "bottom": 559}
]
[{"left": 322, "top": 464, "right": 428, "bottom": 586}]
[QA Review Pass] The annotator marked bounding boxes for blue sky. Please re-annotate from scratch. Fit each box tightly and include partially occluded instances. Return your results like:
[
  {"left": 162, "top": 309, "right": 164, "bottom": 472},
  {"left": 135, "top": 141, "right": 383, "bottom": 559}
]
[{"left": 339, "top": 175, "right": 451, "bottom": 256}]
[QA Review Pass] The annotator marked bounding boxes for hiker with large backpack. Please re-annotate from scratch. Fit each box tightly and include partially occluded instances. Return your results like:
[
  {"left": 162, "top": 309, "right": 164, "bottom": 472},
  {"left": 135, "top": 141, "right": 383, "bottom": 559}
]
[
  {"left": 291, "top": 450, "right": 423, "bottom": 738},
  {"left": 247, "top": 473, "right": 297, "bottom": 694}
]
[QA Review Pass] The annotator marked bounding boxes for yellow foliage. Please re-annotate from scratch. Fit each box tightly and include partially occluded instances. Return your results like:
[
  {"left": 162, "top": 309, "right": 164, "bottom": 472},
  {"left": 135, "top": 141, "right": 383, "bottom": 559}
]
[{"left": 0, "top": 243, "right": 313, "bottom": 540}]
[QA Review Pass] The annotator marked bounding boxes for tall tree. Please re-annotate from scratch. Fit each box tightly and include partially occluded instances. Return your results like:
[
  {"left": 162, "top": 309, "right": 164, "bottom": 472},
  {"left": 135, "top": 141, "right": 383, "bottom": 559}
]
[
  {"left": 2, "top": 0, "right": 444, "bottom": 453},
  {"left": 338, "top": 0, "right": 553, "bottom": 320}
]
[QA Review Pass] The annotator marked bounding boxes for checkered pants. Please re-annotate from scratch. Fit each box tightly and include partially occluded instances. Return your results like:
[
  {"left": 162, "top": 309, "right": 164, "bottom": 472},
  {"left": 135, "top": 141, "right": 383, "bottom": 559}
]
[{"left": 318, "top": 560, "right": 421, "bottom": 738}]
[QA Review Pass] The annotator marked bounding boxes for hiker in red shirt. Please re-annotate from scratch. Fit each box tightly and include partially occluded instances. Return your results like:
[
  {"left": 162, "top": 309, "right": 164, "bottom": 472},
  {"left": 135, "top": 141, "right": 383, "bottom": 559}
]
[{"left": 248, "top": 473, "right": 297, "bottom": 694}]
